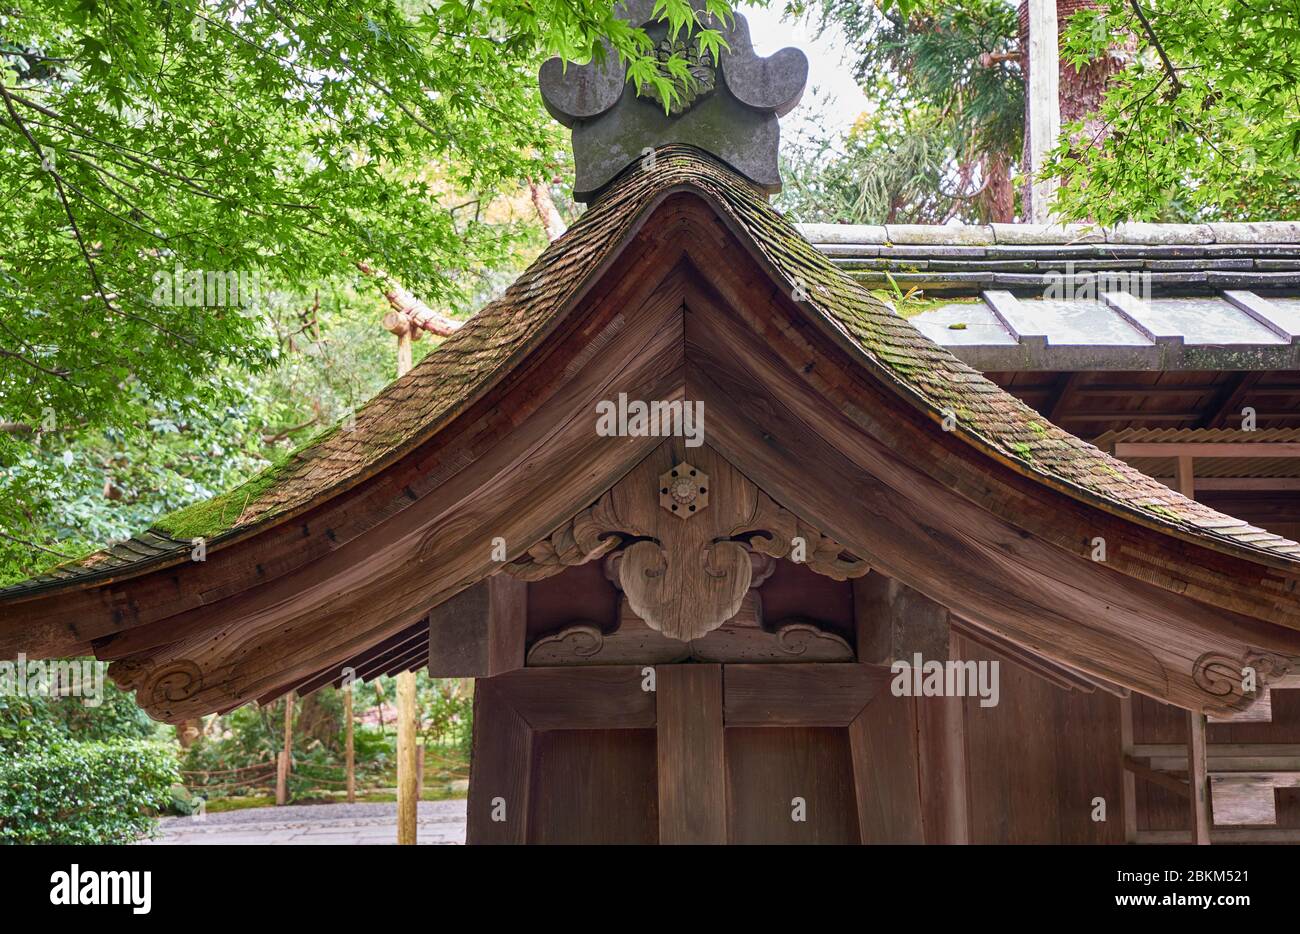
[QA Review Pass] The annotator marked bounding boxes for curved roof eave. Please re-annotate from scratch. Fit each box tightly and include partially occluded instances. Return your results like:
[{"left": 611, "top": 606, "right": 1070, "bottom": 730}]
[{"left": 5, "top": 146, "right": 1299, "bottom": 608}]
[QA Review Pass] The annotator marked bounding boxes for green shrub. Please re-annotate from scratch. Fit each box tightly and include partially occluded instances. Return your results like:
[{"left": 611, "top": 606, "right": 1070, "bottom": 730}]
[{"left": 0, "top": 739, "right": 178, "bottom": 844}]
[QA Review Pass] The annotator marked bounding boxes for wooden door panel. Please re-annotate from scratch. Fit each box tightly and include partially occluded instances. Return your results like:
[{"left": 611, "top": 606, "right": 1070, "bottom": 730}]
[
  {"left": 725, "top": 727, "right": 860, "bottom": 844},
  {"left": 526, "top": 729, "right": 659, "bottom": 844}
]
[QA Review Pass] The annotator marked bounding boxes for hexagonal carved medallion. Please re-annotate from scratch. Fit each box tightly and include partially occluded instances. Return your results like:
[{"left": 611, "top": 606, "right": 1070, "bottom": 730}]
[{"left": 660, "top": 461, "right": 708, "bottom": 519}]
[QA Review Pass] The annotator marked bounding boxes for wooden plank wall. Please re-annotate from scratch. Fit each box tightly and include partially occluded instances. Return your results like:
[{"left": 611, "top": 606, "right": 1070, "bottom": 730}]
[
  {"left": 527, "top": 729, "right": 659, "bottom": 844},
  {"left": 468, "top": 641, "right": 1128, "bottom": 844},
  {"left": 956, "top": 633, "right": 1126, "bottom": 844},
  {"left": 726, "top": 728, "right": 860, "bottom": 844}
]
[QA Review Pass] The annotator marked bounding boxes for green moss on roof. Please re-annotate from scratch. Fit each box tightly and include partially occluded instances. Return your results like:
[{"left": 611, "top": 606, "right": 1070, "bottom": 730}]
[
  {"left": 888, "top": 295, "right": 982, "bottom": 320},
  {"left": 150, "top": 425, "right": 340, "bottom": 540}
]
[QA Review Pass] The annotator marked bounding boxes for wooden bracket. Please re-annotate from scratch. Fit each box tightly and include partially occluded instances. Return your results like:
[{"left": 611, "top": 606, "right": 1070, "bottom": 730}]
[
  {"left": 427, "top": 575, "right": 526, "bottom": 678},
  {"left": 504, "top": 441, "right": 868, "bottom": 642}
]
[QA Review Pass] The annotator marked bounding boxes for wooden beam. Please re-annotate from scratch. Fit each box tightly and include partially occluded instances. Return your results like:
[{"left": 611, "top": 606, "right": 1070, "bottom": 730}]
[
  {"left": 854, "top": 571, "right": 950, "bottom": 667},
  {"left": 349, "top": 630, "right": 428, "bottom": 683},
  {"left": 952, "top": 617, "right": 1108, "bottom": 695},
  {"left": 722, "top": 663, "right": 888, "bottom": 727},
  {"left": 1176, "top": 455, "right": 1195, "bottom": 499},
  {"left": 1062, "top": 413, "right": 1200, "bottom": 423},
  {"left": 257, "top": 622, "right": 427, "bottom": 702},
  {"left": 1046, "top": 372, "right": 1080, "bottom": 422},
  {"left": 1134, "top": 743, "right": 1300, "bottom": 773},
  {"left": 427, "top": 575, "right": 526, "bottom": 678},
  {"left": 1187, "top": 710, "right": 1212, "bottom": 845},
  {"left": 1208, "top": 688, "right": 1273, "bottom": 723},
  {"left": 1122, "top": 754, "right": 1189, "bottom": 798},
  {"left": 372, "top": 642, "right": 432, "bottom": 680},
  {"left": 1158, "top": 477, "right": 1300, "bottom": 492},
  {"left": 1073, "top": 386, "right": 1220, "bottom": 398},
  {"left": 1138, "top": 828, "right": 1300, "bottom": 844},
  {"left": 656, "top": 665, "right": 726, "bottom": 844},
  {"left": 490, "top": 666, "right": 655, "bottom": 730},
  {"left": 1115, "top": 441, "right": 1300, "bottom": 458},
  {"left": 465, "top": 680, "right": 533, "bottom": 844},
  {"left": 1203, "top": 372, "right": 1265, "bottom": 429},
  {"left": 1210, "top": 773, "right": 1283, "bottom": 825}
]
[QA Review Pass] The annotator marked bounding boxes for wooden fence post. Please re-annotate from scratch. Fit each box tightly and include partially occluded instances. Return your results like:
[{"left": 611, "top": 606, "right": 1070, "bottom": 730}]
[
  {"left": 397, "top": 671, "right": 418, "bottom": 844},
  {"left": 276, "top": 691, "right": 294, "bottom": 806},
  {"left": 345, "top": 684, "right": 356, "bottom": 804}
]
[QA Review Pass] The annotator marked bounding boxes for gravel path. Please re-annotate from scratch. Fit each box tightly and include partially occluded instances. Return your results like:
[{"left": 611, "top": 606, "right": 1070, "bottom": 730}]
[{"left": 142, "top": 800, "right": 466, "bottom": 845}]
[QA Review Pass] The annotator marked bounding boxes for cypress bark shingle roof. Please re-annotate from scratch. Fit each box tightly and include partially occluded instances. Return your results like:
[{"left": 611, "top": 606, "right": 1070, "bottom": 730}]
[{"left": 7, "top": 146, "right": 1299, "bottom": 601}]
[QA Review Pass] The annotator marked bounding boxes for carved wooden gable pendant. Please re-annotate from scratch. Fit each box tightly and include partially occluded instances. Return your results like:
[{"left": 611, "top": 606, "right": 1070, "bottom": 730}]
[{"left": 506, "top": 440, "right": 868, "bottom": 641}]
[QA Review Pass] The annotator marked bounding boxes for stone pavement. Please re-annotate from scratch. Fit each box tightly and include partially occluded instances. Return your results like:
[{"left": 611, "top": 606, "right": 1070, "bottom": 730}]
[{"left": 143, "top": 800, "right": 466, "bottom": 845}]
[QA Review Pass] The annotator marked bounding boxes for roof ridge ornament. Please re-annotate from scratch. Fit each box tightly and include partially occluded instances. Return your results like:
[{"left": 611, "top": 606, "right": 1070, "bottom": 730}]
[{"left": 539, "top": 0, "right": 808, "bottom": 203}]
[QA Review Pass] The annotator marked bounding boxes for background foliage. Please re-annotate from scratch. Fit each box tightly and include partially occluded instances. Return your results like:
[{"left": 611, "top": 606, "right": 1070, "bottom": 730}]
[
  {"left": 779, "top": 0, "right": 1022, "bottom": 224},
  {"left": 0, "top": 676, "right": 178, "bottom": 844},
  {"left": 1046, "top": 0, "right": 1300, "bottom": 222}
]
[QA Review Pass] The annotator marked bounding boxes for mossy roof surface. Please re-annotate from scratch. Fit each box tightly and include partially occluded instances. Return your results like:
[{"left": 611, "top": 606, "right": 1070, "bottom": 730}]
[{"left": 8, "top": 147, "right": 1299, "bottom": 598}]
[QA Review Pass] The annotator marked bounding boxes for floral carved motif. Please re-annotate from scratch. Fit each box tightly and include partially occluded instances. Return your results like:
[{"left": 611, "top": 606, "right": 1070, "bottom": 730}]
[{"left": 505, "top": 443, "right": 870, "bottom": 641}]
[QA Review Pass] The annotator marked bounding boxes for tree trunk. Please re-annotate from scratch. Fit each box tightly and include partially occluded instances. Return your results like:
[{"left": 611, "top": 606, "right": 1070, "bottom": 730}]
[
  {"left": 982, "top": 150, "right": 1015, "bottom": 223},
  {"left": 1019, "top": 0, "right": 1131, "bottom": 216},
  {"left": 174, "top": 718, "right": 202, "bottom": 749},
  {"left": 528, "top": 178, "right": 567, "bottom": 242}
]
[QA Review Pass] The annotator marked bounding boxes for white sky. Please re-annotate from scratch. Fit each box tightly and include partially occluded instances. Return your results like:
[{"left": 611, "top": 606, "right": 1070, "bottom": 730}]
[{"left": 741, "top": 5, "right": 868, "bottom": 139}]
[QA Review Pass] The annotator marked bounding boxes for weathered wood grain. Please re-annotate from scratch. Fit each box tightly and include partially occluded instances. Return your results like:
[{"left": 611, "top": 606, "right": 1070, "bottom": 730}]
[
  {"left": 723, "top": 663, "right": 887, "bottom": 727},
  {"left": 466, "top": 681, "right": 533, "bottom": 845},
  {"left": 656, "top": 664, "right": 727, "bottom": 844}
]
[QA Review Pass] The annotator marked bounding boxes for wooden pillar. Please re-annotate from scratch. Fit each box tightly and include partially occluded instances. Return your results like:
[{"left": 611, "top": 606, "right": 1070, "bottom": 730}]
[
  {"left": 849, "top": 694, "right": 924, "bottom": 843},
  {"left": 396, "top": 670, "right": 418, "bottom": 845},
  {"left": 656, "top": 664, "right": 727, "bottom": 844},
  {"left": 344, "top": 685, "right": 356, "bottom": 804},
  {"left": 396, "top": 330, "right": 413, "bottom": 377},
  {"left": 276, "top": 691, "right": 294, "bottom": 806},
  {"left": 465, "top": 680, "right": 533, "bottom": 844},
  {"left": 916, "top": 691, "right": 970, "bottom": 844},
  {"left": 853, "top": 573, "right": 967, "bottom": 842},
  {"left": 392, "top": 321, "right": 418, "bottom": 843},
  {"left": 1176, "top": 455, "right": 1195, "bottom": 498},
  {"left": 1119, "top": 695, "right": 1137, "bottom": 843},
  {"left": 1187, "top": 710, "right": 1212, "bottom": 844},
  {"left": 1025, "top": 0, "right": 1062, "bottom": 222}
]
